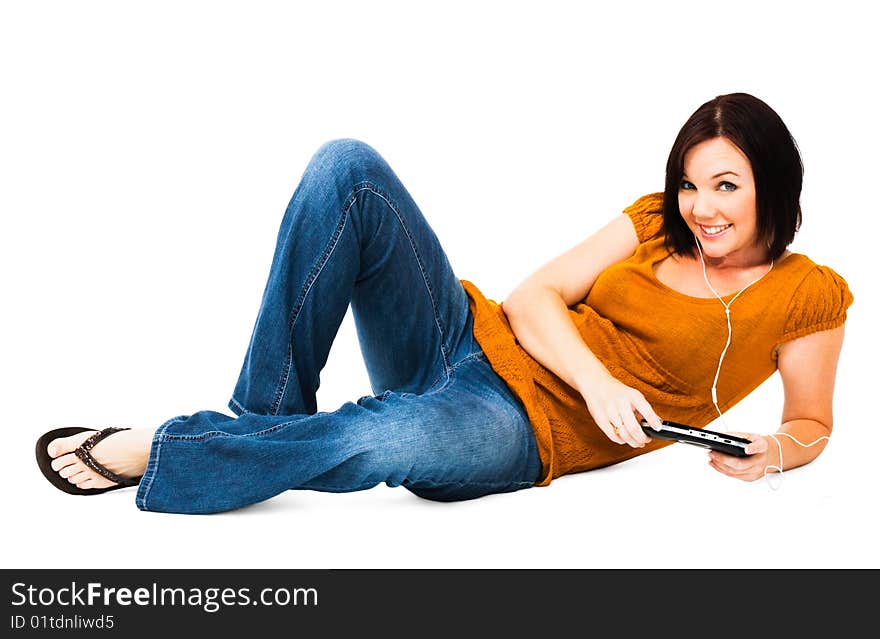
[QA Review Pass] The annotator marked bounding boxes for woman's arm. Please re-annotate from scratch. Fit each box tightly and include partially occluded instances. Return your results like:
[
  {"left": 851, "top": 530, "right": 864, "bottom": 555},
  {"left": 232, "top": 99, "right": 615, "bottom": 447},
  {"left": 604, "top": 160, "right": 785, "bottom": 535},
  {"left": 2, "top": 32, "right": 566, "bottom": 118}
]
[
  {"left": 502, "top": 214, "right": 662, "bottom": 447},
  {"left": 709, "top": 325, "right": 845, "bottom": 479},
  {"left": 773, "top": 325, "right": 844, "bottom": 469}
]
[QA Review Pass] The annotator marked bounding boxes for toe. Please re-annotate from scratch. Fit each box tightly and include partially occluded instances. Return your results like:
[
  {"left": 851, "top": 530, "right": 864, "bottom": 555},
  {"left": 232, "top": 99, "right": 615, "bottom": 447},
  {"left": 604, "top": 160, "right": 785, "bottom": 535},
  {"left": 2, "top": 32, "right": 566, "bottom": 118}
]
[
  {"left": 68, "top": 470, "right": 91, "bottom": 485},
  {"left": 51, "top": 452, "right": 78, "bottom": 472},
  {"left": 77, "top": 477, "right": 99, "bottom": 490},
  {"left": 47, "top": 431, "right": 95, "bottom": 459},
  {"left": 77, "top": 475, "right": 114, "bottom": 490},
  {"left": 47, "top": 438, "right": 66, "bottom": 458},
  {"left": 58, "top": 462, "right": 83, "bottom": 479}
]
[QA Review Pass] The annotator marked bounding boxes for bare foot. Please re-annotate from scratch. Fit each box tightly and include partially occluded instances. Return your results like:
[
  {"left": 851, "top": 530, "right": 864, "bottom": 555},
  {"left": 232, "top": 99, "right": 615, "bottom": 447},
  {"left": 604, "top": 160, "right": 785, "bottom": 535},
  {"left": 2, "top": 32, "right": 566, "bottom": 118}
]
[{"left": 47, "top": 429, "right": 153, "bottom": 490}]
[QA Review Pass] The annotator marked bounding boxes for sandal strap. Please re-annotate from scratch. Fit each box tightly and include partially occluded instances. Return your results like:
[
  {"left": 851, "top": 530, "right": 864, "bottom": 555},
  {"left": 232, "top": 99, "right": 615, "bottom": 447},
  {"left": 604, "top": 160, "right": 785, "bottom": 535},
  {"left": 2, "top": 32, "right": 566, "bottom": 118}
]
[{"left": 74, "top": 427, "right": 140, "bottom": 487}]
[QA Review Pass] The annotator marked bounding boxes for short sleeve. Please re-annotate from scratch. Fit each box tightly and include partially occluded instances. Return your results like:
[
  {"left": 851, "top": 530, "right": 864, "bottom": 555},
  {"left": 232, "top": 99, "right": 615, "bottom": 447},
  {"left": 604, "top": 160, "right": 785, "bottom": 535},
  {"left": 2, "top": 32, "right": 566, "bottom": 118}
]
[
  {"left": 622, "top": 192, "right": 665, "bottom": 243},
  {"left": 778, "top": 265, "right": 854, "bottom": 345}
]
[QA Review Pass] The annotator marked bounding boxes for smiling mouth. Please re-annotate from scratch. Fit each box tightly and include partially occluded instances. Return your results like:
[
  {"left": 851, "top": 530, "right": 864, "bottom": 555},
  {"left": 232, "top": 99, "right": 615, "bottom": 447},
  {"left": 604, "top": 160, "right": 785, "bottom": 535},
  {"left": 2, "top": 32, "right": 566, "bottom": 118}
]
[{"left": 699, "top": 224, "right": 732, "bottom": 237}]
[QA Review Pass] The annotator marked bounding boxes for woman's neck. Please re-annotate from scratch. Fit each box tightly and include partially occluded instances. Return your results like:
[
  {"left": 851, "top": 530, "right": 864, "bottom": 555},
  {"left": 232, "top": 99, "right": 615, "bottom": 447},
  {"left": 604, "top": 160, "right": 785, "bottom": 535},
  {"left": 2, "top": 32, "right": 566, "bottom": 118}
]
[{"left": 691, "top": 242, "right": 773, "bottom": 272}]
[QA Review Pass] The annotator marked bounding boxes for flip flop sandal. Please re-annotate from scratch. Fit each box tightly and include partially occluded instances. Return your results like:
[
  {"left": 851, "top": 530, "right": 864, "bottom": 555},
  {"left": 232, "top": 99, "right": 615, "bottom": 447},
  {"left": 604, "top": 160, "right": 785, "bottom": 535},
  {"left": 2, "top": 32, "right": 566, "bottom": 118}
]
[{"left": 35, "top": 426, "right": 143, "bottom": 495}]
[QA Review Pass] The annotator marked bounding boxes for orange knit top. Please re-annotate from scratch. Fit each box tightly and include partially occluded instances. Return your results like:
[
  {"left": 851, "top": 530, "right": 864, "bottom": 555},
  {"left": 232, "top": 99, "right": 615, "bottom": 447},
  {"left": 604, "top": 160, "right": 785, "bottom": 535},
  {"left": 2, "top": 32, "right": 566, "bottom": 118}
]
[{"left": 460, "top": 192, "right": 854, "bottom": 486}]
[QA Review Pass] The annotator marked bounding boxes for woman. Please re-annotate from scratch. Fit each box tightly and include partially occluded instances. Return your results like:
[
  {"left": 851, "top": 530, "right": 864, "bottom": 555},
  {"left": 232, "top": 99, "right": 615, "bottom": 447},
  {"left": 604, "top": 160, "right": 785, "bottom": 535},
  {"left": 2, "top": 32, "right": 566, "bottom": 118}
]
[{"left": 36, "top": 92, "right": 853, "bottom": 514}]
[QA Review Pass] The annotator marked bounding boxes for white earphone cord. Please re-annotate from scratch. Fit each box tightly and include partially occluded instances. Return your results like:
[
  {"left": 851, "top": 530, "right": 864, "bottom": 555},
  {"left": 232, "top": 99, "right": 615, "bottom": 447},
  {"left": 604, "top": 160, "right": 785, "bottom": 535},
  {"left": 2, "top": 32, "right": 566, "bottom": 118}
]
[{"left": 693, "top": 236, "right": 829, "bottom": 489}]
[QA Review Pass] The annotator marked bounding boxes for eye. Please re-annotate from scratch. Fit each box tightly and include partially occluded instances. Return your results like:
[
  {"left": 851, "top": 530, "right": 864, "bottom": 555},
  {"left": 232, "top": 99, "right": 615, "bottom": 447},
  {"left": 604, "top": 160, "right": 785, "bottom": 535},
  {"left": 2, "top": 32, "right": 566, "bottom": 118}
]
[
  {"left": 719, "top": 181, "right": 737, "bottom": 191},
  {"left": 679, "top": 180, "right": 694, "bottom": 190}
]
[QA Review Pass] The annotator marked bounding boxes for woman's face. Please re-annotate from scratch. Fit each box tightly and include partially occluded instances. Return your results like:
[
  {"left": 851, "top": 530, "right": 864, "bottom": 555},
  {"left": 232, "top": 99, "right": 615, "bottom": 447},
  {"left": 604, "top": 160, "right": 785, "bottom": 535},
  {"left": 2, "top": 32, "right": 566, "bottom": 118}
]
[{"left": 678, "top": 136, "right": 765, "bottom": 265}]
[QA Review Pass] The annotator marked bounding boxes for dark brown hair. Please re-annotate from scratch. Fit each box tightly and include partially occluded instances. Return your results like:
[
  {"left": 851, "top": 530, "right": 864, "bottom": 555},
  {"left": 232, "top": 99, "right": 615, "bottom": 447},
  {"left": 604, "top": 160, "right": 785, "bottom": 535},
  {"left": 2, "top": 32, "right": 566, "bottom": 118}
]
[{"left": 662, "top": 92, "right": 803, "bottom": 261}]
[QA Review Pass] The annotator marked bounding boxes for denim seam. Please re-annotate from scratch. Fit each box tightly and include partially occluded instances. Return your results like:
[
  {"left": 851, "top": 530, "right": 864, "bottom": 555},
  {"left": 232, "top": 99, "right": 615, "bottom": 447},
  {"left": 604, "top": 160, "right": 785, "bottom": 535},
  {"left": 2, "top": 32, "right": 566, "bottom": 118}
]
[
  {"left": 271, "top": 196, "right": 351, "bottom": 416},
  {"left": 353, "top": 180, "right": 452, "bottom": 375},
  {"left": 157, "top": 416, "right": 311, "bottom": 442},
  {"left": 451, "top": 350, "right": 484, "bottom": 370},
  {"left": 228, "top": 396, "right": 248, "bottom": 416},
  {"left": 420, "top": 350, "right": 485, "bottom": 395},
  {"left": 273, "top": 180, "right": 453, "bottom": 415}
]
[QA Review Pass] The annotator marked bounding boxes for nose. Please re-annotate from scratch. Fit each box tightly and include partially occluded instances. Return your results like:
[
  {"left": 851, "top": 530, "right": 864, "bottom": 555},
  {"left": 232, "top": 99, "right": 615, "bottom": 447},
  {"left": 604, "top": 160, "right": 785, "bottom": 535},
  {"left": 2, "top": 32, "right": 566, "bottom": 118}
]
[{"left": 690, "top": 192, "right": 717, "bottom": 222}]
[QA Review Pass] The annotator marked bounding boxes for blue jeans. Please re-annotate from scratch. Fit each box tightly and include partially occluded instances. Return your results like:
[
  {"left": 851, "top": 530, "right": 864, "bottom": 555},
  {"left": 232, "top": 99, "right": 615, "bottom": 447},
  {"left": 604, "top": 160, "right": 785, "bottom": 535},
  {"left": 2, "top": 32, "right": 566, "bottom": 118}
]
[{"left": 135, "top": 139, "right": 541, "bottom": 514}]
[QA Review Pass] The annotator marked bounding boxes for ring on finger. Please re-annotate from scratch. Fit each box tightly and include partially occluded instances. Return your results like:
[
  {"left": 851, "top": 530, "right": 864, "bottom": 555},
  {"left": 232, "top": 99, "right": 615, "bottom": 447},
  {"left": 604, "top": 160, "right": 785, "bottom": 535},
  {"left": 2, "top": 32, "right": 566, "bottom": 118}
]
[{"left": 611, "top": 423, "right": 621, "bottom": 437}]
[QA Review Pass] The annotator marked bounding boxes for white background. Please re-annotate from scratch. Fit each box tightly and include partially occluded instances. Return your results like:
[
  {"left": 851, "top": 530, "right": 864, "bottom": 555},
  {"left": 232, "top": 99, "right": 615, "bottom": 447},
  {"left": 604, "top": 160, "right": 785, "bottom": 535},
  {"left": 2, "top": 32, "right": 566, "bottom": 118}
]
[{"left": 2, "top": 1, "right": 876, "bottom": 569}]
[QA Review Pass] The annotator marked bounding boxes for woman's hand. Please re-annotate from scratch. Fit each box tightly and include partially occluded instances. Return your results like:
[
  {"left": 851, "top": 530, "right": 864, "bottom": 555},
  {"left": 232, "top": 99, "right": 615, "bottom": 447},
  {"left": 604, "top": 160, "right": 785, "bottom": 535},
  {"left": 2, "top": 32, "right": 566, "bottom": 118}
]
[
  {"left": 707, "top": 432, "right": 777, "bottom": 481},
  {"left": 579, "top": 374, "right": 663, "bottom": 448}
]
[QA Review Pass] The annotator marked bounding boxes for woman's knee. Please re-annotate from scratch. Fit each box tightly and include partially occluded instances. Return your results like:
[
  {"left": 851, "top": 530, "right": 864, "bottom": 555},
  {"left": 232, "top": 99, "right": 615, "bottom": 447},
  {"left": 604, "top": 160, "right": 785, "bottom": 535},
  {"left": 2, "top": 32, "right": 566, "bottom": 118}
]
[{"left": 308, "top": 138, "right": 388, "bottom": 181}]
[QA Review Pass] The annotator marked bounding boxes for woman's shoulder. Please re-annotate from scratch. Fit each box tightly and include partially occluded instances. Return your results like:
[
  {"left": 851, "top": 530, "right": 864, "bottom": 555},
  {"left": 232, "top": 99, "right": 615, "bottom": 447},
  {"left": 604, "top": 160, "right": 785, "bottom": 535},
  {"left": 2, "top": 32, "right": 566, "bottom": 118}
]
[
  {"left": 781, "top": 252, "right": 851, "bottom": 288},
  {"left": 622, "top": 191, "right": 664, "bottom": 215},
  {"left": 622, "top": 191, "right": 664, "bottom": 244},
  {"left": 775, "top": 252, "right": 854, "bottom": 344}
]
